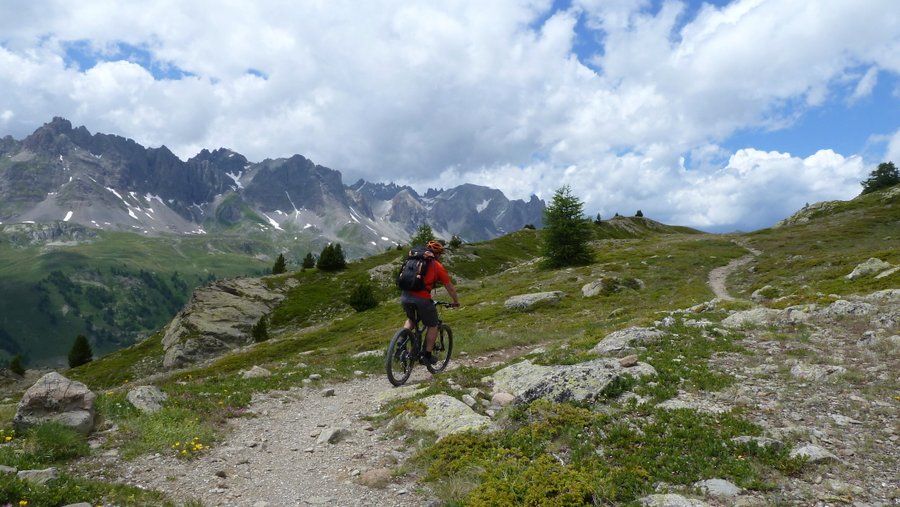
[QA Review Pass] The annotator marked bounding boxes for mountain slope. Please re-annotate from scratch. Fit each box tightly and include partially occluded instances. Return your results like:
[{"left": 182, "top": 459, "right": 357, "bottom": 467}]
[
  {"left": 0, "top": 188, "right": 896, "bottom": 505},
  {"left": 1, "top": 118, "right": 545, "bottom": 249}
]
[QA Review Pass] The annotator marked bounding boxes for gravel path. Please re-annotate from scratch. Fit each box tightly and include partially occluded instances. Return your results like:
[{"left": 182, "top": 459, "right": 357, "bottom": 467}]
[
  {"left": 707, "top": 243, "right": 760, "bottom": 300},
  {"left": 95, "top": 371, "right": 441, "bottom": 507}
]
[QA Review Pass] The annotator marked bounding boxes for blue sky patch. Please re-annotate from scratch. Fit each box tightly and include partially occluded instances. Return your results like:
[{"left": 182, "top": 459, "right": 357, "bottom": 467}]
[{"left": 62, "top": 40, "right": 193, "bottom": 80}]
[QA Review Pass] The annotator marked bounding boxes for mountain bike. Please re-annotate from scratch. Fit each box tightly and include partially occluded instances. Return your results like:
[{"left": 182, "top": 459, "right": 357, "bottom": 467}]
[{"left": 386, "top": 301, "right": 454, "bottom": 386}]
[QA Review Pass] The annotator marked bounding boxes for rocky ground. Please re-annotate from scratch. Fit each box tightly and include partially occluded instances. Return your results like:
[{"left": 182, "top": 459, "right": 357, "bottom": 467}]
[{"left": 67, "top": 252, "right": 897, "bottom": 507}]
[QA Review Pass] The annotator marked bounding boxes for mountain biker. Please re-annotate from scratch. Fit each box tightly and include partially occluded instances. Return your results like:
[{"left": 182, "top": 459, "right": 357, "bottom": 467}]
[{"left": 399, "top": 239, "right": 460, "bottom": 365}]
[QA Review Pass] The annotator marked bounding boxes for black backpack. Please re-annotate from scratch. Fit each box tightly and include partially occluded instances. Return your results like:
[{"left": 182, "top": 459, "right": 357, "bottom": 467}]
[{"left": 397, "top": 246, "right": 434, "bottom": 291}]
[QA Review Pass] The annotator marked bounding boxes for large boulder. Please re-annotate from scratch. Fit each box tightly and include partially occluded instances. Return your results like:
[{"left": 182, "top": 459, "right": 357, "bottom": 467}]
[
  {"left": 162, "top": 277, "right": 285, "bottom": 368},
  {"left": 515, "top": 359, "right": 656, "bottom": 405},
  {"left": 491, "top": 358, "right": 656, "bottom": 405},
  {"left": 13, "top": 372, "right": 96, "bottom": 435},
  {"left": 396, "top": 395, "right": 491, "bottom": 439},
  {"left": 845, "top": 258, "right": 892, "bottom": 280},
  {"left": 504, "top": 291, "right": 564, "bottom": 310},
  {"left": 592, "top": 327, "right": 664, "bottom": 356}
]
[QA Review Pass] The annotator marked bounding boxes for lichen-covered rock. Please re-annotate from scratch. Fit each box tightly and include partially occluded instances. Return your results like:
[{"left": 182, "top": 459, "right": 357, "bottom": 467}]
[
  {"left": 515, "top": 359, "right": 656, "bottom": 405},
  {"left": 720, "top": 308, "right": 782, "bottom": 328},
  {"left": 503, "top": 291, "right": 564, "bottom": 310},
  {"left": 126, "top": 385, "right": 168, "bottom": 414},
  {"left": 242, "top": 366, "right": 272, "bottom": 379},
  {"left": 397, "top": 395, "right": 491, "bottom": 439},
  {"left": 789, "top": 362, "right": 846, "bottom": 381},
  {"left": 592, "top": 327, "right": 664, "bottom": 356},
  {"left": 820, "top": 299, "right": 878, "bottom": 317},
  {"left": 790, "top": 444, "right": 839, "bottom": 463},
  {"left": 639, "top": 493, "right": 710, "bottom": 507},
  {"left": 582, "top": 276, "right": 644, "bottom": 297},
  {"left": 491, "top": 360, "right": 555, "bottom": 396},
  {"left": 162, "top": 277, "right": 285, "bottom": 368},
  {"left": 13, "top": 372, "right": 95, "bottom": 435},
  {"left": 845, "top": 258, "right": 892, "bottom": 280}
]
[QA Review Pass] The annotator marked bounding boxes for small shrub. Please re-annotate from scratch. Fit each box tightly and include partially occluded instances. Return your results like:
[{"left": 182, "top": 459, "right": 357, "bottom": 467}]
[
  {"left": 348, "top": 280, "right": 378, "bottom": 312},
  {"left": 8, "top": 354, "right": 24, "bottom": 376},
  {"left": 251, "top": 316, "right": 269, "bottom": 343}
]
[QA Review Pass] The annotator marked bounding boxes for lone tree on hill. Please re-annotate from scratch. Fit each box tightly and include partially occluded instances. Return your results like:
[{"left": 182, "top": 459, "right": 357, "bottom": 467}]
[
  {"left": 541, "top": 185, "right": 594, "bottom": 268},
  {"left": 635, "top": 210, "right": 643, "bottom": 217},
  {"left": 316, "top": 243, "right": 347, "bottom": 271},
  {"left": 68, "top": 334, "right": 93, "bottom": 368},
  {"left": 861, "top": 161, "right": 899, "bottom": 194},
  {"left": 301, "top": 252, "right": 316, "bottom": 270},
  {"left": 410, "top": 223, "right": 435, "bottom": 247},
  {"left": 449, "top": 234, "right": 463, "bottom": 249},
  {"left": 271, "top": 253, "right": 287, "bottom": 275}
]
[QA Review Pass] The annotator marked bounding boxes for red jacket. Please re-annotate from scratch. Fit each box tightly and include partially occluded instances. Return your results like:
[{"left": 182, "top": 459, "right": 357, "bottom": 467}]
[{"left": 407, "top": 260, "right": 450, "bottom": 299}]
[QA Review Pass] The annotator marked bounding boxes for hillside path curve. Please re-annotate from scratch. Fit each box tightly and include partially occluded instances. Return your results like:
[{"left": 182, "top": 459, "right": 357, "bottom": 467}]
[{"left": 707, "top": 242, "right": 761, "bottom": 301}]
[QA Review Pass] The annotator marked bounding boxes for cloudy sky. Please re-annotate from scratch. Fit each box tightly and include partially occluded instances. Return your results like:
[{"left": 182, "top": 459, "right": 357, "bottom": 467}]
[{"left": 1, "top": 0, "right": 898, "bottom": 232}]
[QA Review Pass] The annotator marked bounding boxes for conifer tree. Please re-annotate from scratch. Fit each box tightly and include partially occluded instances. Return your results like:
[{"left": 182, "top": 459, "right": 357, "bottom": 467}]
[
  {"left": 410, "top": 223, "right": 434, "bottom": 247},
  {"left": 449, "top": 234, "right": 462, "bottom": 249},
  {"left": 861, "top": 161, "right": 899, "bottom": 194},
  {"left": 301, "top": 252, "right": 316, "bottom": 269},
  {"left": 251, "top": 316, "right": 269, "bottom": 343},
  {"left": 68, "top": 334, "right": 93, "bottom": 368},
  {"left": 541, "top": 185, "right": 594, "bottom": 268},
  {"left": 635, "top": 210, "right": 643, "bottom": 217},
  {"left": 271, "top": 253, "right": 287, "bottom": 275},
  {"left": 316, "top": 243, "right": 347, "bottom": 271}
]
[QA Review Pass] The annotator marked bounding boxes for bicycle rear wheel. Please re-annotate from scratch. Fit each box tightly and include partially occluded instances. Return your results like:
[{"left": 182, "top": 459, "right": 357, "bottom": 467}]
[
  {"left": 386, "top": 328, "right": 414, "bottom": 386},
  {"left": 426, "top": 324, "right": 453, "bottom": 374}
]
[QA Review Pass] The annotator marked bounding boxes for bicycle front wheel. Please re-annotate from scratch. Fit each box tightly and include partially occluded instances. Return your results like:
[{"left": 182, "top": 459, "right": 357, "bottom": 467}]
[
  {"left": 386, "top": 328, "right": 414, "bottom": 386},
  {"left": 426, "top": 324, "right": 453, "bottom": 374}
]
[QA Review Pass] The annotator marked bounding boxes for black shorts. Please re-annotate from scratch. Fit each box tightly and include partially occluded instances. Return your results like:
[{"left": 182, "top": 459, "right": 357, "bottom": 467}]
[{"left": 400, "top": 293, "right": 438, "bottom": 327}]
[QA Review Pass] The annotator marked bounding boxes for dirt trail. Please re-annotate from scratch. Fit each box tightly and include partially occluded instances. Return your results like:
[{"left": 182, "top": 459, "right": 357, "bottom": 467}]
[{"left": 707, "top": 243, "right": 760, "bottom": 300}]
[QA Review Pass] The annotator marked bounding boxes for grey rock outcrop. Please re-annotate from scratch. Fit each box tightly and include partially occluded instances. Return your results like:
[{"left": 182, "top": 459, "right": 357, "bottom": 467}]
[
  {"left": 126, "top": 385, "right": 168, "bottom": 414},
  {"left": 516, "top": 359, "right": 656, "bottom": 404},
  {"left": 504, "top": 291, "right": 564, "bottom": 310},
  {"left": 242, "top": 366, "right": 272, "bottom": 379},
  {"left": 395, "top": 394, "right": 491, "bottom": 439},
  {"left": 845, "top": 258, "right": 893, "bottom": 280},
  {"left": 790, "top": 444, "right": 839, "bottom": 463},
  {"left": 694, "top": 478, "right": 741, "bottom": 498},
  {"left": 592, "top": 327, "right": 664, "bottom": 356},
  {"left": 582, "top": 276, "right": 645, "bottom": 297},
  {"left": 639, "top": 494, "right": 710, "bottom": 507},
  {"left": 17, "top": 467, "right": 59, "bottom": 485},
  {"left": 162, "top": 277, "right": 285, "bottom": 368},
  {"left": 491, "top": 358, "right": 655, "bottom": 405},
  {"left": 13, "top": 372, "right": 95, "bottom": 435},
  {"left": 720, "top": 308, "right": 782, "bottom": 328}
]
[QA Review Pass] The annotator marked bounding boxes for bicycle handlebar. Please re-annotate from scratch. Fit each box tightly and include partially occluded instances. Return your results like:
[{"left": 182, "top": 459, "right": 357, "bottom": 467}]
[{"left": 433, "top": 301, "right": 459, "bottom": 308}]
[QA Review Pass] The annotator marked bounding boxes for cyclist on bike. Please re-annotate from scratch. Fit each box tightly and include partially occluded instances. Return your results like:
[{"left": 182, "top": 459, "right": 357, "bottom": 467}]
[{"left": 400, "top": 239, "right": 460, "bottom": 365}]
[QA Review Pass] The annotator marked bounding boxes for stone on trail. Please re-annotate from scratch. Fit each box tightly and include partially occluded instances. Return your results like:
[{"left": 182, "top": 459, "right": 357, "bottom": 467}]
[{"left": 242, "top": 365, "right": 272, "bottom": 379}]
